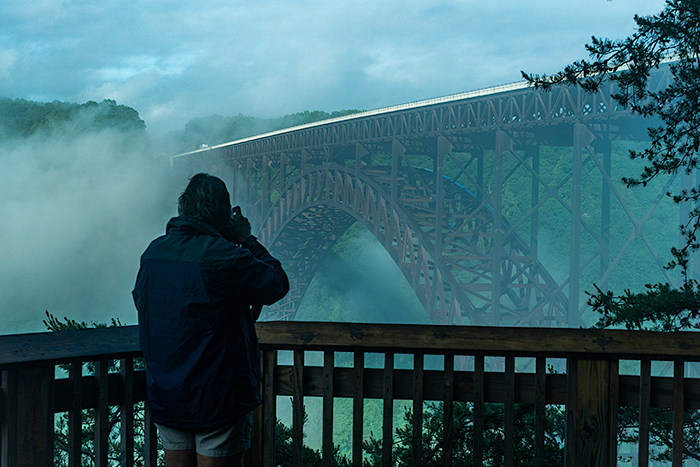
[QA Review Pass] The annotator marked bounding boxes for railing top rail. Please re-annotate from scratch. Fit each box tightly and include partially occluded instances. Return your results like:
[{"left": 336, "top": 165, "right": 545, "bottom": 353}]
[
  {"left": 0, "top": 325, "right": 140, "bottom": 369},
  {"left": 2, "top": 321, "right": 699, "bottom": 368},
  {"left": 255, "top": 322, "right": 700, "bottom": 360}
]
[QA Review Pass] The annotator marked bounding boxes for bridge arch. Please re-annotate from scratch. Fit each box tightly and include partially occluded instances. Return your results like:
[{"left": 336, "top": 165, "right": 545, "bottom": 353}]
[{"left": 256, "top": 163, "right": 568, "bottom": 325}]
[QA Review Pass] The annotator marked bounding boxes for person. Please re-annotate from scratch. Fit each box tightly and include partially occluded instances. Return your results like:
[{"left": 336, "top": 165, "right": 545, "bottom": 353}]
[{"left": 133, "top": 173, "right": 289, "bottom": 467}]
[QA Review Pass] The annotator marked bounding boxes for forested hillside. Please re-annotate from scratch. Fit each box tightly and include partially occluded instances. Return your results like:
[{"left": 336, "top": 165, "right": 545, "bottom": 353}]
[
  {"left": 0, "top": 98, "right": 147, "bottom": 141},
  {"left": 0, "top": 97, "right": 358, "bottom": 152}
]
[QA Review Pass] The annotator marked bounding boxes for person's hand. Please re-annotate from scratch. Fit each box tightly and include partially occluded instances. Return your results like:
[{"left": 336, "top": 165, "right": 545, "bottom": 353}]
[{"left": 226, "top": 206, "right": 252, "bottom": 243}]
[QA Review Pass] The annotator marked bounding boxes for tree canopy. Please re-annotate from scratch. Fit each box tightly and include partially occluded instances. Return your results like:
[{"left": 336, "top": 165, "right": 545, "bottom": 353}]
[
  {"left": 0, "top": 97, "right": 147, "bottom": 142},
  {"left": 523, "top": 0, "right": 700, "bottom": 331}
]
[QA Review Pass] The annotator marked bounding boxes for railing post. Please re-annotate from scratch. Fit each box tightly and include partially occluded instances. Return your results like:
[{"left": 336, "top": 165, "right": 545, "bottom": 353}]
[
  {"left": 292, "top": 350, "right": 304, "bottom": 467},
  {"left": 1, "top": 365, "right": 55, "bottom": 467},
  {"left": 243, "top": 406, "right": 264, "bottom": 467},
  {"left": 566, "top": 359, "right": 618, "bottom": 467}
]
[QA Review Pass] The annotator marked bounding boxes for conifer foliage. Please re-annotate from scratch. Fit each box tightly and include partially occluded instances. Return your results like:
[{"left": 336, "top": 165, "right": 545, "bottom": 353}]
[{"left": 523, "top": 0, "right": 700, "bottom": 331}]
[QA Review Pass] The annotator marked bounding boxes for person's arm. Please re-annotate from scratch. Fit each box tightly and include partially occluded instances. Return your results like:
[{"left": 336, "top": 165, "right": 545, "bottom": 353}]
[
  {"left": 240, "top": 234, "right": 290, "bottom": 305},
  {"left": 220, "top": 207, "right": 290, "bottom": 306}
]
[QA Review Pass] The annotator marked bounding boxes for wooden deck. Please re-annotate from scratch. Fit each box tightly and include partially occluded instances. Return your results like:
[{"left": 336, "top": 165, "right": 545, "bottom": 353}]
[{"left": 1, "top": 321, "right": 700, "bottom": 466}]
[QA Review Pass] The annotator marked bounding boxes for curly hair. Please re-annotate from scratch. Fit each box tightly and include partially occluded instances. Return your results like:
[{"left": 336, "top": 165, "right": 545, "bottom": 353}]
[{"left": 177, "top": 173, "right": 231, "bottom": 230}]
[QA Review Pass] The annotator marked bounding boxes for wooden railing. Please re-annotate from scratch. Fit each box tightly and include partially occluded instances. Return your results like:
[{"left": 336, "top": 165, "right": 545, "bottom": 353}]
[{"left": 1, "top": 322, "right": 700, "bottom": 467}]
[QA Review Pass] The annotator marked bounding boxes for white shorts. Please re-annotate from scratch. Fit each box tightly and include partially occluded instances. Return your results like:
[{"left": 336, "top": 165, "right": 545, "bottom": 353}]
[{"left": 155, "top": 413, "right": 252, "bottom": 457}]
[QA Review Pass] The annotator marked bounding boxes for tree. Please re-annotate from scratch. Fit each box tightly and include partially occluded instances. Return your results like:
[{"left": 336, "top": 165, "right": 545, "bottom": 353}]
[
  {"left": 522, "top": 0, "right": 700, "bottom": 332},
  {"left": 523, "top": 2, "right": 700, "bottom": 462},
  {"left": 274, "top": 417, "right": 351, "bottom": 467},
  {"left": 362, "top": 402, "right": 566, "bottom": 467},
  {"left": 44, "top": 312, "right": 157, "bottom": 467},
  {"left": 0, "top": 97, "right": 148, "bottom": 149}
]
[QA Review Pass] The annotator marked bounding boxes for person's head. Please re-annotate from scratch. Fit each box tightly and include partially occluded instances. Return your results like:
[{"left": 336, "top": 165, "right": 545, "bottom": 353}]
[{"left": 178, "top": 173, "right": 231, "bottom": 230}]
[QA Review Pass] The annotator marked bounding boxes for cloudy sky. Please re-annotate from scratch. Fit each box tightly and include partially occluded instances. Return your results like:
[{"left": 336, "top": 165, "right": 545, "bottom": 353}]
[{"left": 1, "top": 0, "right": 667, "bottom": 137}]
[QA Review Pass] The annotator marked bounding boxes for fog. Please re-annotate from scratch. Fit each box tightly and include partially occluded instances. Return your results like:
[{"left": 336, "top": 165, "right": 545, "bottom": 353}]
[
  {"left": 295, "top": 223, "right": 430, "bottom": 324},
  {"left": 0, "top": 102, "right": 682, "bottom": 335},
  {"left": 0, "top": 124, "right": 182, "bottom": 334},
  {"left": 0, "top": 104, "right": 430, "bottom": 334}
]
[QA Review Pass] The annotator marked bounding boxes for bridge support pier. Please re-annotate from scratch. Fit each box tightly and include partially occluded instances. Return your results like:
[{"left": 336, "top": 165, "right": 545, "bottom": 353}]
[
  {"left": 570, "top": 124, "right": 594, "bottom": 326},
  {"left": 492, "top": 131, "right": 513, "bottom": 325}
]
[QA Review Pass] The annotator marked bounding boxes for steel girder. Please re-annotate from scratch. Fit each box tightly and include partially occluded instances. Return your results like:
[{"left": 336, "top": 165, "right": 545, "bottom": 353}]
[
  {"left": 172, "top": 67, "right": 677, "bottom": 326},
  {"left": 250, "top": 158, "right": 570, "bottom": 325},
  {"left": 174, "top": 68, "right": 670, "bottom": 166}
]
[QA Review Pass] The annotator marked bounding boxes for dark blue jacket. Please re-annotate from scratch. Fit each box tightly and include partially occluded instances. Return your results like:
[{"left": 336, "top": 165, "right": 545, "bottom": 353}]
[{"left": 133, "top": 215, "right": 289, "bottom": 429}]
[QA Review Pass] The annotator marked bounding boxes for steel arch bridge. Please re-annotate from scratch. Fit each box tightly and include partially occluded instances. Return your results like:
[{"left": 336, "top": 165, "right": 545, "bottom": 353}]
[{"left": 173, "top": 67, "right": 679, "bottom": 327}]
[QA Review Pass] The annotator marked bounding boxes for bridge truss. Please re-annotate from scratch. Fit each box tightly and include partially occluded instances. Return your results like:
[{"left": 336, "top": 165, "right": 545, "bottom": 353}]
[{"left": 174, "top": 68, "right": 681, "bottom": 326}]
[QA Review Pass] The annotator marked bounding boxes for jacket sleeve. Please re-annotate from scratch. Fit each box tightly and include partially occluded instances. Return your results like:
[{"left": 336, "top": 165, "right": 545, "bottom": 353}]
[
  {"left": 241, "top": 235, "right": 290, "bottom": 305},
  {"left": 206, "top": 235, "right": 290, "bottom": 307}
]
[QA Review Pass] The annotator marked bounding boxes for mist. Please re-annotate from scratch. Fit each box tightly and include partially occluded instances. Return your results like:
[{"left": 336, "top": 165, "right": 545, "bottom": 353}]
[
  {"left": 0, "top": 118, "right": 182, "bottom": 334},
  {"left": 295, "top": 223, "right": 430, "bottom": 324},
  {"left": 0, "top": 100, "right": 428, "bottom": 335}
]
